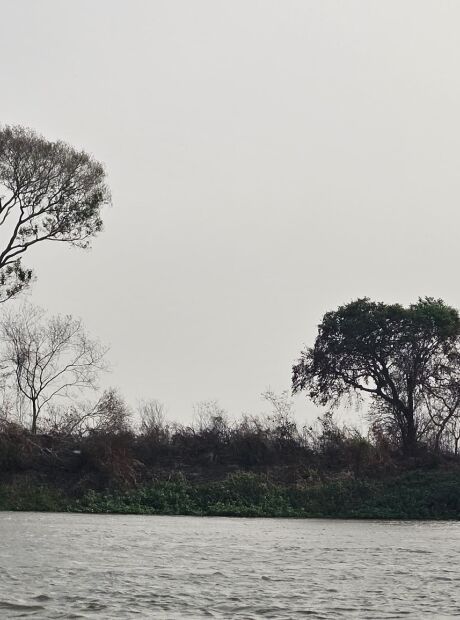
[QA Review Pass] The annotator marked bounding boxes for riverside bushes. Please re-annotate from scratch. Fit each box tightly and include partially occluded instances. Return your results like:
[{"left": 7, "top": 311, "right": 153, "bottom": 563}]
[
  {"left": 1, "top": 410, "right": 460, "bottom": 518},
  {"left": 1, "top": 470, "right": 460, "bottom": 519}
]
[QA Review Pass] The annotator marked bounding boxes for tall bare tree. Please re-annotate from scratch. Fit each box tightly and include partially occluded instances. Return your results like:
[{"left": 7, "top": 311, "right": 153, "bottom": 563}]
[
  {"left": 0, "top": 125, "right": 110, "bottom": 301},
  {"left": 1, "top": 304, "right": 107, "bottom": 433}
]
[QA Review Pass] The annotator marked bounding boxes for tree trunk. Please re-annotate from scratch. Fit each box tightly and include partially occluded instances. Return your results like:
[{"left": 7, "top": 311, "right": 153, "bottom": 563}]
[
  {"left": 434, "top": 428, "right": 443, "bottom": 453},
  {"left": 401, "top": 385, "right": 418, "bottom": 456},
  {"left": 31, "top": 399, "right": 38, "bottom": 434},
  {"left": 402, "top": 409, "right": 418, "bottom": 456}
]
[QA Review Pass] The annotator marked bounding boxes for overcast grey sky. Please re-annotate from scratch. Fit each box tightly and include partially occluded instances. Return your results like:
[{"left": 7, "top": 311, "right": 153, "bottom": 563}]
[{"left": 1, "top": 0, "right": 460, "bottom": 422}]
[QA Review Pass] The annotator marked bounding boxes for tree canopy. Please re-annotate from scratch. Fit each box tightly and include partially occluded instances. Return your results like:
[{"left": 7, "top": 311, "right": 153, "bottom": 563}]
[
  {"left": 0, "top": 125, "right": 110, "bottom": 301},
  {"left": 292, "top": 297, "right": 460, "bottom": 454}
]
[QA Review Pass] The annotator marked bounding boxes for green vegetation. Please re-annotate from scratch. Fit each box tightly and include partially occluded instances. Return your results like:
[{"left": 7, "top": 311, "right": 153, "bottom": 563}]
[
  {"left": 293, "top": 297, "right": 460, "bottom": 456},
  {"left": 1, "top": 471, "right": 460, "bottom": 519},
  {"left": 1, "top": 384, "right": 460, "bottom": 519}
]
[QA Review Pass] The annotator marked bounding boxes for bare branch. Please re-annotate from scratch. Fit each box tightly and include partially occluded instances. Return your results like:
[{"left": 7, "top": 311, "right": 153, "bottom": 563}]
[{"left": 0, "top": 303, "right": 109, "bottom": 433}]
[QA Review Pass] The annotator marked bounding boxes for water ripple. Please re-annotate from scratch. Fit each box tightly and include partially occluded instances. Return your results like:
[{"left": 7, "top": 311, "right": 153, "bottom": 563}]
[{"left": 0, "top": 514, "right": 460, "bottom": 618}]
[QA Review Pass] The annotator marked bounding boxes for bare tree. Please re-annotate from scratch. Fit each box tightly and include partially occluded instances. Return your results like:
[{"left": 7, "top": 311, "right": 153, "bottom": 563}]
[
  {"left": 43, "top": 389, "right": 132, "bottom": 437},
  {"left": 424, "top": 383, "right": 460, "bottom": 452},
  {"left": 193, "top": 400, "right": 228, "bottom": 436},
  {"left": 0, "top": 125, "right": 110, "bottom": 301},
  {"left": 1, "top": 304, "right": 107, "bottom": 433},
  {"left": 261, "top": 389, "right": 298, "bottom": 445},
  {"left": 92, "top": 388, "right": 132, "bottom": 435},
  {"left": 138, "top": 399, "right": 167, "bottom": 438}
]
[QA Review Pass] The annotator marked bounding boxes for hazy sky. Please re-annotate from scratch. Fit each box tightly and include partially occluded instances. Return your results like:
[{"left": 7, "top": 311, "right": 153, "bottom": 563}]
[{"left": 1, "top": 1, "right": 460, "bottom": 423}]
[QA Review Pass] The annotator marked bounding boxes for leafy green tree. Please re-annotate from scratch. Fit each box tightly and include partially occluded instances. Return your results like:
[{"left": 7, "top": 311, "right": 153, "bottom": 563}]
[
  {"left": 0, "top": 125, "right": 110, "bottom": 301},
  {"left": 292, "top": 297, "right": 460, "bottom": 455}
]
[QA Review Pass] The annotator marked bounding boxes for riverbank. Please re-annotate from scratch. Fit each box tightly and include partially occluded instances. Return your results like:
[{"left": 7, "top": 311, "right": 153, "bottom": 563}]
[{"left": 1, "top": 470, "right": 460, "bottom": 519}]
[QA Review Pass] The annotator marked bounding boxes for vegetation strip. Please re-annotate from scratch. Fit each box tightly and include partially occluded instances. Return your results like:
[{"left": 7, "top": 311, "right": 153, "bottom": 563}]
[{"left": 1, "top": 471, "right": 460, "bottom": 519}]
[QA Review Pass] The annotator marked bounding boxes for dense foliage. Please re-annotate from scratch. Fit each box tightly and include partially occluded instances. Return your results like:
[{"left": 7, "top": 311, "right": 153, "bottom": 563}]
[
  {"left": 293, "top": 298, "right": 460, "bottom": 455},
  {"left": 0, "top": 125, "right": 110, "bottom": 301},
  {"left": 2, "top": 468, "right": 460, "bottom": 520}
]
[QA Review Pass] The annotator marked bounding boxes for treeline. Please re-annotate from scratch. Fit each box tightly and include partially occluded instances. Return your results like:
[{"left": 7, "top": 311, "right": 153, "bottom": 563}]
[
  {"left": 2, "top": 403, "right": 460, "bottom": 518},
  {"left": 4, "top": 296, "right": 460, "bottom": 467},
  {"left": 1, "top": 388, "right": 459, "bottom": 499}
]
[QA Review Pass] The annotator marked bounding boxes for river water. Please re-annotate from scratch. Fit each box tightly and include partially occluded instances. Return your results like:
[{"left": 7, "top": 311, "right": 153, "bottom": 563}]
[{"left": 0, "top": 513, "right": 459, "bottom": 618}]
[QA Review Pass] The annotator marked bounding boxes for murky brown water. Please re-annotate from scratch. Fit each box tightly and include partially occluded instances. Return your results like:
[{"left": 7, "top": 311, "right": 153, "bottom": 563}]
[{"left": 0, "top": 513, "right": 459, "bottom": 618}]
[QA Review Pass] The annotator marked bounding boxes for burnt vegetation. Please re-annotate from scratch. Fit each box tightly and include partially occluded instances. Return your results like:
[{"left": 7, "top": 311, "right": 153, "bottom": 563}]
[{"left": 1, "top": 386, "right": 459, "bottom": 500}]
